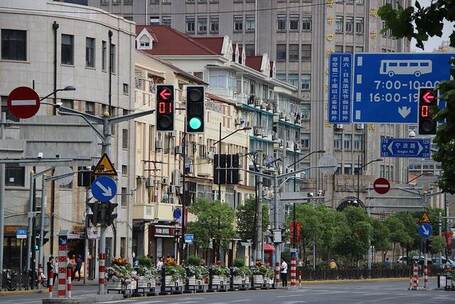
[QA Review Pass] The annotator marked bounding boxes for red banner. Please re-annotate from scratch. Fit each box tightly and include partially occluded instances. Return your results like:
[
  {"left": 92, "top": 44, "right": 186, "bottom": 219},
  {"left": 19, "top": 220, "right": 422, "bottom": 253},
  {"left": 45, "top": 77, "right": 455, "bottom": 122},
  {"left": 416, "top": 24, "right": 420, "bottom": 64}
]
[{"left": 290, "top": 221, "right": 302, "bottom": 243}]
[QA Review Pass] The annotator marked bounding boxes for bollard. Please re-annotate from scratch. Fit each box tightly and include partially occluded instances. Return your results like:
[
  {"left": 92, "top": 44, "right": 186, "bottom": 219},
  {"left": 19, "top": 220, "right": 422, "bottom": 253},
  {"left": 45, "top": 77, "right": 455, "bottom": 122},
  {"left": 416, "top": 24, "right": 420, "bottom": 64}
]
[
  {"left": 48, "top": 269, "right": 53, "bottom": 298},
  {"left": 409, "top": 261, "right": 419, "bottom": 290},
  {"left": 274, "top": 262, "right": 280, "bottom": 288},
  {"left": 423, "top": 261, "right": 428, "bottom": 289},
  {"left": 290, "top": 254, "right": 297, "bottom": 287},
  {"left": 67, "top": 267, "right": 72, "bottom": 298},
  {"left": 57, "top": 235, "right": 68, "bottom": 298},
  {"left": 98, "top": 253, "right": 106, "bottom": 290}
]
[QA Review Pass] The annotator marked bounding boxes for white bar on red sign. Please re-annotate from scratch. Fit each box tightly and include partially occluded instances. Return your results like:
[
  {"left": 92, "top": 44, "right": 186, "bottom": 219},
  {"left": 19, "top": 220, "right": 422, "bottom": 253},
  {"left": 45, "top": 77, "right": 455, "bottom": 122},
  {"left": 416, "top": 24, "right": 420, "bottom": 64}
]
[{"left": 10, "top": 99, "right": 37, "bottom": 106}]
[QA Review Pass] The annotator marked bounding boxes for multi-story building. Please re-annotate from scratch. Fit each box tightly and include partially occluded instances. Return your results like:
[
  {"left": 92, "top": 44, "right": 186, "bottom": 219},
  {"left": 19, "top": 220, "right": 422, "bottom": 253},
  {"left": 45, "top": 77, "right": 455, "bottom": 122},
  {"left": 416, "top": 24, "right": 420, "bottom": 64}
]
[
  {"left": 89, "top": 0, "right": 412, "bottom": 214},
  {"left": 0, "top": 0, "right": 135, "bottom": 271}
]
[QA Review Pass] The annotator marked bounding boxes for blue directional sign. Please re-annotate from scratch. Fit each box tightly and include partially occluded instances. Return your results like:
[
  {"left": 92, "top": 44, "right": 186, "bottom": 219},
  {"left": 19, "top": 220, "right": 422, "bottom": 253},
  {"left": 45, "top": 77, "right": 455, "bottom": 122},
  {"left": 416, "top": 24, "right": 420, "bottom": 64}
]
[
  {"left": 381, "top": 138, "right": 431, "bottom": 158},
  {"left": 352, "top": 53, "right": 455, "bottom": 124},
  {"left": 16, "top": 227, "right": 27, "bottom": 239},
  {"left": 418, "top": 223, "right": 433, "bottom": 239},
  {"left": 328, "top": 53, "right": 353, "bottom": 123},
  {"left": 173, "top": 208, "right": 182, "bottom": 220},
  {"left": 184, "top": 234, "right": 194, "bottom": 244},
  {"left": 91, "top": 176, "right": 117, "bottom": 202}
]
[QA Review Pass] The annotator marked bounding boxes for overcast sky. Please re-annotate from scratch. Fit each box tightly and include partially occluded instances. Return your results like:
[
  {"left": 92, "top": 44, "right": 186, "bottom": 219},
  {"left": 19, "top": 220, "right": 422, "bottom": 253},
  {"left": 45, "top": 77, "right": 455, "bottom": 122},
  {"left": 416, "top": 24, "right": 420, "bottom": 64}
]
[{"left": 411, "top": 0, "right": 453, "bottom": 52}]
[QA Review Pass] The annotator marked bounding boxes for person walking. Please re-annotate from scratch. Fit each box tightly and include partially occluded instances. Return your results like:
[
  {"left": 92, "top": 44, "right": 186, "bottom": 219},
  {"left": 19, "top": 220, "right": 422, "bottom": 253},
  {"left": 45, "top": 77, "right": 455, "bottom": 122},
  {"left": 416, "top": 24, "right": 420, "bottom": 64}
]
[
  {"left": 53, "top": 257, "right": 58, "bottom": 286},
  {"left": 156, "top": 257, "right": 164, "bottom": 271},
  {"left": 280, "top": 258, "right": 288, "bottom": 287},
  {"left": 75, "top": 255, "right": 83, "bottom": 281},
  {"left": 46, "top": 257, "right": 53, "bottom": 286}
]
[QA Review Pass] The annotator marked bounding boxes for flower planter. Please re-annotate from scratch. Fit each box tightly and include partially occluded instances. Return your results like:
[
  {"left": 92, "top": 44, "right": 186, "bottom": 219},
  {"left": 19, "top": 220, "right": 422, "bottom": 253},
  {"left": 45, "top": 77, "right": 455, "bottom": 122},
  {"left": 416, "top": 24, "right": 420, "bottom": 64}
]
[
  {"left": 137, "top": 277, "right": 156, "bottom": 289},
  {"left": 188, "top": 276, "right": 206, "bottom": 286},
  {"left": 212, "top": 275, "right": 228, "bottom": 286},
  {"left": 253, "top": 274, "right": 264, "bottom": 285},
  {"left": 233, "top": 276, "right": 244, "bottom": 285},
  {"left": 165, "top": 275, "right": 183, "bottom": 287}
]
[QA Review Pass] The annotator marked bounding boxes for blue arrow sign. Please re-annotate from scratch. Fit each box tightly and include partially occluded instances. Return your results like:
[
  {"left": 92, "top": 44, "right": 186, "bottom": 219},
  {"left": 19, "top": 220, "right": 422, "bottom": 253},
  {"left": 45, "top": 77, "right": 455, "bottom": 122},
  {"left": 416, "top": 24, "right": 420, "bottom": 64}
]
[
  {"left": 16, "top": 227, "right": 27, "bottom": 239},
  {"left": 352, "top": 53, "right": 454, "bottom": 123},
  {"left": 418, "top": 223, "right": 433, "bottom": 239},
  {"left": 91, "top": 176, "right": 117, "bottom": 202},
  {"left": 184, "top": 234, "right": 194, "bottom": 244},
  {"left": 173, "top": 208, "right": 182, "bottom": 220},
  {"left": 381, "top": 138, "right": 431, "bottom": 158},
  {"left": 328, "top": 53, "right": 353, "bottom": 123}
]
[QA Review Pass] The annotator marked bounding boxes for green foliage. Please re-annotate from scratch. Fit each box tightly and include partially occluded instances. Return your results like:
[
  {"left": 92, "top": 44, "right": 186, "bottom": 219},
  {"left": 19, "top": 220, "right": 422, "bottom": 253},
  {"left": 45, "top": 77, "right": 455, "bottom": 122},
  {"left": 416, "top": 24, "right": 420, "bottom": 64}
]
[
  {"left": 236, "top": 198, "right": 270, "bottom": 241},
  {"left": 186, "top": 255, "right": 202, "bottom": 266},
  {"left": 137, "top": 256, "right": 152, "bottom": 268},
  {"left": 187, "top": 198, "right": 235, "bottom": 250},
  {"left": 378, "top": 1, "right": 455, "bottom": 193},
  {"left": 211, "top": 265, "right": 230, "bottom": 277},
  {"left": 429, "top": 235, "right": 445, "bottom": 254},
  {"left": 164, "top": 265, "right": 186, "bottom": 282},
  {"left": 232, "top": 266, "right": 251, "bottom": 277},
  {"left": 186, "top": 265, "right": 208, "bottom": 279},
  {"left": 233, "top": 258, "right": 245, "bottom": 268},
  {"left": 371, "top": 218, "right": 391, "bottom": 253}
]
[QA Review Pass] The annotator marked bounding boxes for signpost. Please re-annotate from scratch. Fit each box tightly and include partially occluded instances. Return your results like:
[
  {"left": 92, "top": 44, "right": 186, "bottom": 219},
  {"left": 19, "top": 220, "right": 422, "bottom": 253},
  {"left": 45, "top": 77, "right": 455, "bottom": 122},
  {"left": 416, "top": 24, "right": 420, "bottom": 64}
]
[
  {"left": 184, "top": 234, "right": 194, "bottom": 244},
  {"left": 93, "top": 153, "right": 117, "bottom": 176},
  {"left": 418, "top": 223, "right": 433, "bottom": 239},
  {"left": 173, "top": 208, "right": 182, "bottom": 221},
  {"left": 373, "top": 178, "right": 390, "bottom": 195},
  {"left": 91, "top": 176, "right": 117, "bottom": 202},
  {"left": 352, "top": 53, "right": 455, "bottom": 124},
  {"left": 16, "top": 227, "right": 27, "bottom": 239},
  {"left": 328, "top": 53, "right": 353, "bottom": 123},
  {"left": 7, "top": 86, "right": 41, "bottom": 119},
  {"left": 381, "top": 138, "right": 431, "bottom": 158}
]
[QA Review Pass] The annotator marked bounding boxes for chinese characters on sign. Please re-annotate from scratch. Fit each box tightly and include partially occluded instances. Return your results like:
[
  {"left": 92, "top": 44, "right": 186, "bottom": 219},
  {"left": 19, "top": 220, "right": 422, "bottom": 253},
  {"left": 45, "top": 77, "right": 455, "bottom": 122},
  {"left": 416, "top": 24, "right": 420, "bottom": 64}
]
[
  {"left": 380, "top": 137, "right": 431, "bottom": 158},
  {"left": 328, "top": 53, "right": 353, "bottom": 123}
]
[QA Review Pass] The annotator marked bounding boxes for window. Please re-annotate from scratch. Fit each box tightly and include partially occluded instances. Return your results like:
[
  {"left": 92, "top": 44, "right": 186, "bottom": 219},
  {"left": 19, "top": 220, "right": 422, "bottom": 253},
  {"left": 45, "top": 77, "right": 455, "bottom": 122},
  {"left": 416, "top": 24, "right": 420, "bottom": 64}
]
[
  {"left": 355, "top": 0, "right": 364, "bottom": 4},
  {"left": 197, "top": 17, "right": 207, "bottom": 34},
  {"left": 245, "top": 44, "right": 255, "bottom": 56},
  {"left": 61, "top": 99, "right": 74, "bottom": 109},
  {"left": 301, "top": 44, "right": 311, "bottom": 61},
  {"left": 335, "top": 45, "right": 343, "bottom": 52},
  {"left": 301, "top": 134, "right": 310, "bottom": 149},
  {"left": 123, "top": 83, "right": 129, "bottom": 95},
  {"left": 112, "top": 0, "right": 120, "bottom": 4},
  {"left": 110, "top": 43, "right": 116, "bottom": 73},
  {"left": 301, "top": 104, "right": 310, "bottom": 120},
  {"left": 277, "top": 14, "right": 287, "bottom": 32},
  {"left": 334, "top": 133, "right": 342, "bottom": 150},
  {"left": 122, "top": 129, "right": 128, "bottom": 149},
  {"left": 289, "top": 15, "right": 299, "bottom": 31},
  {"left": 233, "top": 16, "right": 243, "bottom": 32},
  {"left": 124, "top": 0, "right": 132, "bottom": 4},
  {"left": 85, "top": 37, "right": 95, "bottom": 68},
  {"left": 121, "top": 187, "right": 127, "bottom": 206},
  {"left": 343, "top": 134, "right": 352, "bottom": 150},
  {"left": 335, "top": 16, "right": 344, "bottom": 33},
  {"left": 5, "top": 164, "right": 25, "bottom": 187},
  {"left": 289, "top": 44, "right": 299, "bottom": 62},
  {"left": 1, "top": 29, "right": 26, "bottom": 61},
  {"left": 162, "top": 16, "right": 171, "bottom": 26},
  {"left": 186, "top": 16, "right": 195, "bottom": 33},
  {"left": 344, "top": 164, "right": 352, "bottom": 175},
  {"left": 276, "top": 44, "right": 286, "bottom": 61},
  {"left": 150, "top": 16, "right": 160, "bottom": 24},
  {"left": 102, "top": 40, "right": 107, "bottom": 71},
  {"left": 345, "top": 17, "right": 354, "bottom": 33},
  {"left": 355, "top": 46, "right": 364, "bottom": 52},
  {"left": 245, "top": 15, "right": 255, "bottom": 32},
  {"left": 356, "top": 17, "right": 364, "bottom": 34},
  {"left": 276, "top": 73, "right": 286, "bottom": 81},
  {"left": 122, "top": 165, "right": 127, "bottom": 175},
  {"left": 85, "top": 101, "right": 95, "bottom": 115},
  {"left": 301, "top": 74, "right": 311, "bottom": 91},
  {"left": 345, "top": 45, "right": 353, "bottom": 53},
  {"left": 139, "top": 35, "right": 151, "bottom": 48},
  {"left": 120, "top": 237, "right": 126, "bottom": 258},
  {"left": 354, "top": 134, "right": 363, "bottom": 150},
  {"left": 100, "top": 0, "right": 108, "bottom": 5},
  {"left": 61, "top": 34, "right": 74, "bottom": 65},
  {"left": 302, "top": 16, "right": 311, "bottom": 31},
  {"left": 210, "top": 16, "right": 219, "bottom": 33},
  {"left": 288, "top": 74, "right": 299, "bottom": 87},
  {"left": 162, "top": 0, "right": 171, "bottom": 4}
]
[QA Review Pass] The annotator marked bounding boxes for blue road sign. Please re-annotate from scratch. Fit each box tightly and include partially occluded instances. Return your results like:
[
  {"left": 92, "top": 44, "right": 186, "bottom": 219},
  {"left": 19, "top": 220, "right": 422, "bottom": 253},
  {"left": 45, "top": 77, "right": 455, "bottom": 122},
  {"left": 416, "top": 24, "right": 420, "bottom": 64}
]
[
  {"left": 352, "top": 53, "right": 455, "bottom": 123},
  {"left": 418, "top": 223, "right": 433, "bottom": 239},
  {"left": 91, "top": 176, "right": 117, "bottom": 202},
  {"left": 328, "top": 53, "right": 353, "bottom": 123},
  {"left": 381, "top": 138, "right": 431, "bottom": 158},
  {"left": 16, "top": 227, "right": 27, "bottom": 239},
  {"left": 184, "top": 234, "right": 194, "bottom": 244},
  {"left": 173, "top": 208, "right": 182, "bottom": 220}
]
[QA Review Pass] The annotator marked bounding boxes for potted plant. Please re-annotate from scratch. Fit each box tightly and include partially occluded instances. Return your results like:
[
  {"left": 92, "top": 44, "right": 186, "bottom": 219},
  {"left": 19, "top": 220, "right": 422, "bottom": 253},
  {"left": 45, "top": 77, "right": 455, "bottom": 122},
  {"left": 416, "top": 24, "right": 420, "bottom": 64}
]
[
  {"left": 211, "top": 263, "right": 230, "bottom": 286},
  {"left": 232, "top": 258, "right": 251, "bottom": 286},
  {"left": 186, "top": 256, "right": 208, "bottom": 287},
  {"left": 136, "top": 256, "right": 157, "bottom": 291},
  {"left": 164, "top": 257, "right": 186, "bottom": 287},
  {"left": 251, "top": 261, "right": 271, "bottom": 286},
  {"left": 107, "top": 258, "right": 134, "bottom": 291}
]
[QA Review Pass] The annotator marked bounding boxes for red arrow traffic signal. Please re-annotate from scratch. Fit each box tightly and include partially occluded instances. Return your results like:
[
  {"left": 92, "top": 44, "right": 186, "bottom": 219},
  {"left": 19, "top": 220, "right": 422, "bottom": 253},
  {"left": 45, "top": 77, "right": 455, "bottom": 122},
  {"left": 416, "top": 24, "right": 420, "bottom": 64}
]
[
  {"left": 159, "top": 88, "right": 172, "bottom": 100},
  {"left": 422, "top": 91, "right": 435, "bottom": 103}
]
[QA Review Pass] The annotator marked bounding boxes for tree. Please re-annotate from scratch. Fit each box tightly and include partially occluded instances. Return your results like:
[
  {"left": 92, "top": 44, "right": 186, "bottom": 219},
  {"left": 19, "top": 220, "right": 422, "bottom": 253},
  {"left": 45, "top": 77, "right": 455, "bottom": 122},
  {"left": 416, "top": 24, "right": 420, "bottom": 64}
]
[
  {"left": 378, "top": 2, "right": 455, "bottom": 193},
  {"left": 187, "top": 198, "right": 235, "bottom": 261},
  {"left": 236, "top": 198, "right": 270, "bottom": 241},
  {"left": 429, "top": 235, "right": 445, "bottom": 254},
  {"left": 371, "top": 218, "right": 391, "bottom": 261},
  {"left": 385, "top": 215, "right": 411, "bottom": 261}
]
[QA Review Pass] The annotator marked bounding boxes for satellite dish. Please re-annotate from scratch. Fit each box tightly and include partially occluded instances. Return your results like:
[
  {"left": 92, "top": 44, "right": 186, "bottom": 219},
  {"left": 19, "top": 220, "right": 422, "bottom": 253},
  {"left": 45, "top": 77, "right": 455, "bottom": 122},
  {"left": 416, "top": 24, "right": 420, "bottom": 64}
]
[
  {"left": 318, "top": 154, "right": 338, "bottom": 175},
  {"left": 53, "top": 167, "right": 74, "bottom": 186}
]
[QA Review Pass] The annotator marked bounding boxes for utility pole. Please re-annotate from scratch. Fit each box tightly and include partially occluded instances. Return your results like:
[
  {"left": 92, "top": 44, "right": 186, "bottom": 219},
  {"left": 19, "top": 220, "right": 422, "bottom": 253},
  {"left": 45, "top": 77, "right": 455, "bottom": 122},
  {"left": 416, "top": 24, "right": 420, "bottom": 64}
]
[
  {"left": 253, "top": 152, "right": 263, "bottom": 262},
  {"left": 0, "top": 112, "right": 5, "bottom": 287}
]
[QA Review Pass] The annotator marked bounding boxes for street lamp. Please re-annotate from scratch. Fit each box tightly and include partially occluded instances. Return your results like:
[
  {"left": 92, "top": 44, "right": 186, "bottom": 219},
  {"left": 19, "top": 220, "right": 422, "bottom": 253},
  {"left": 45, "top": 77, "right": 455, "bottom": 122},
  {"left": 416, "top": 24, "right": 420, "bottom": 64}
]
[
  {"left": 407, "top": 171, "right": 432, "bottom": 184},
  {"left": 357, "top": 157, "right": 382, "bottom": 201},
  {"left": 212, "top": 125, "right": 251, "bottom": 201},
  {"left": 39, "top": 86, "right": 76, "bottom": 102}
]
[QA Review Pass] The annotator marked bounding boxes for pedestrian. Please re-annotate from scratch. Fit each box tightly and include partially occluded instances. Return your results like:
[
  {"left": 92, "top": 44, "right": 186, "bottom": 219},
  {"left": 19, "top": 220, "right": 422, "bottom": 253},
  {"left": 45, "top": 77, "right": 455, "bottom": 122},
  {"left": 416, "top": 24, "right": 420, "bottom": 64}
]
[
  {"left": 75, "top": 254, "right": 83, "bottom": 281},
  {"left": 157, "top": 257, "right": 164, "bottom": 271},
  {"left": 68, "top": 254, "right": 76, "bottom": 281},
  {"left": 46, "top": 257, "right": 53, "bottom": 286},
  {"left": 280, "top": 258, "right": 288, "bottom": 287},
  {"left": 53, "top": 257, "right": 59, "bottom": 286}
]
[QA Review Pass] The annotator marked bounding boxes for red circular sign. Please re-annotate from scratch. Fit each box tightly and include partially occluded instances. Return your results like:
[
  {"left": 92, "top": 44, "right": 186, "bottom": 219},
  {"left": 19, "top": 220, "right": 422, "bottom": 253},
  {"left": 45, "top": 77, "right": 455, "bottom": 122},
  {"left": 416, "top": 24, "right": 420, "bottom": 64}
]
[
  {"left": 373, "top": 178, "right": 390, "bottom": 194},
  {"left": 7, "top": 86, "right": 40, "bottom": 119}
]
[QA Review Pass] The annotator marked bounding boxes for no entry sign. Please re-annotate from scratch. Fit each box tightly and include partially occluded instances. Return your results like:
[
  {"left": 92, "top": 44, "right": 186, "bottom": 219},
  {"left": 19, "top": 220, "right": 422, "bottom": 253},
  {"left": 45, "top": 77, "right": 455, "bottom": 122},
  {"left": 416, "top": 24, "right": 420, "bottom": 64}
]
[
  {"left": 7, "top": 86, "right": 40, "bottom": 119},
  {"left": 373, "top": 178, "right": 390, "bottom": 195}
]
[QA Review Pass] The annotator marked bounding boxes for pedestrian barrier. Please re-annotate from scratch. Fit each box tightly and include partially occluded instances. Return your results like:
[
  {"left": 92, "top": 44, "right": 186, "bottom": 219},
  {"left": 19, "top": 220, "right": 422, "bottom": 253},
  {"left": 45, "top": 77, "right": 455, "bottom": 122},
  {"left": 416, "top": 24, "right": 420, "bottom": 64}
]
[
  {"left": 57, "top": 236, "right": 67, "bottom": 298},
  {"left": 66, "top": 267, "right": 72, "bottom": 298},
  {"left": 48, "top": 269, "right": 53, "bottom": 298},
  {"left": 290, "top": 256, "right": 297, "bottom": 287},
  {"left": 409, "top": 262, "right": 419, "bottom": 290},
  {"left": 274, "top": 262, "right": 280, "bottom": 288}
]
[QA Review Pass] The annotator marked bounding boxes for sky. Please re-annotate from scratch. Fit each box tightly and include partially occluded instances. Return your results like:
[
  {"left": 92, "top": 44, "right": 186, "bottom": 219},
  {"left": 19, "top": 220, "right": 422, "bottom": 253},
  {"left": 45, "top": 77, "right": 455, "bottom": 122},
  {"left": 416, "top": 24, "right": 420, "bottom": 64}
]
[{"left": 411, "top": 0, "right": 453, "bottom": 52}]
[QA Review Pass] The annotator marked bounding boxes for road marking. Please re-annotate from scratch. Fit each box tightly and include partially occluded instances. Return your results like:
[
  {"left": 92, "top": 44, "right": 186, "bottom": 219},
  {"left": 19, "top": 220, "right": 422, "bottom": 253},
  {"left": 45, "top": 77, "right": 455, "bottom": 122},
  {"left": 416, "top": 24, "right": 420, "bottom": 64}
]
[
  {"left": 277, "top": 294, "right": 302, "bottom": 298},
  {"left": 229, "top": 300, "right": 251, "bottom": 303}
]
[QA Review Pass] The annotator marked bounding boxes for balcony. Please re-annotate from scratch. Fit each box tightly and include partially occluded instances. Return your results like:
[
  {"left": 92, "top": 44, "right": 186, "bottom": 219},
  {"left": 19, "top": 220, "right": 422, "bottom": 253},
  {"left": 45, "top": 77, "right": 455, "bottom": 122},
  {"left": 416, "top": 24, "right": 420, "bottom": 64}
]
[{"left": 133, "top": 202, "right": 180, "bottom": 222}]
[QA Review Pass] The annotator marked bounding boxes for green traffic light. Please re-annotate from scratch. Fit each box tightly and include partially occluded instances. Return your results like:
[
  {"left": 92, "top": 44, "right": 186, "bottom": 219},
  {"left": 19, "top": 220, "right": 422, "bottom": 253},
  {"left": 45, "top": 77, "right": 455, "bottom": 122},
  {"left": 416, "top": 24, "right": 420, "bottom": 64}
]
[{"left": 189, "top": 117, "right": 202, "bottom": 130}]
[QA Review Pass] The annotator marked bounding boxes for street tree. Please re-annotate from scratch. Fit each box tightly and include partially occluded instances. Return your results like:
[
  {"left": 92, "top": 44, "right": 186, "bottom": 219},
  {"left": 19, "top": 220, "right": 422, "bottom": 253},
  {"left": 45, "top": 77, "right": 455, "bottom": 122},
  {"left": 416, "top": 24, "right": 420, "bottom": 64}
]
[
  {"left": 236, "top": 198, "right": 270, "bottom": 241},
  {"left": 378, "top": 2, "right": 455, "bottom": 193},
  {"left": 429, "top": 235, "right": 446, "bottom": 254},
  {"left": 371, "top": 218, "right": 391, "bottom": 261},
  {"left": 187, "top": 198, "right": 235, "bottom": 261}
]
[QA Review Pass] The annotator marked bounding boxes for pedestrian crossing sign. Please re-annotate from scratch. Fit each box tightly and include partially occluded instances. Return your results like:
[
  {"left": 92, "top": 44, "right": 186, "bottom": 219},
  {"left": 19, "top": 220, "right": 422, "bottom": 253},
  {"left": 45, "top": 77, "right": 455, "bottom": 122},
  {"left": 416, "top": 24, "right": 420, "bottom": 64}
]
[{"left": 93, "top": 153, "right": 117, "bottom": 176}]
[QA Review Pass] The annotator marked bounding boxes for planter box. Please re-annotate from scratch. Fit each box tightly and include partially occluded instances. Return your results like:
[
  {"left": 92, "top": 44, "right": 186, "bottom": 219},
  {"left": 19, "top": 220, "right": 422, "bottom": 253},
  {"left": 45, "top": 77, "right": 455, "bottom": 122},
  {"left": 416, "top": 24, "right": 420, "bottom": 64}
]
[
  {"left": 107, "top": 281, "right": 123, "bottom": 290},
  {"left": 253, "top": 274, "right": 264, "bottom": 284},
  {"left": 233, "top": 276, "right": 244, "bottom": 285},
  {"left": 212, "top": 275, "right": 228, "bottom": 286},
  {"left": 137, "top": 277, "right": 156, "bottom": 288},
  {"left": 188, "top": 276, "right": 206, "bottom": 286},
  {"left": 165, "top": 275, "right": 183, "bottom": 287}
]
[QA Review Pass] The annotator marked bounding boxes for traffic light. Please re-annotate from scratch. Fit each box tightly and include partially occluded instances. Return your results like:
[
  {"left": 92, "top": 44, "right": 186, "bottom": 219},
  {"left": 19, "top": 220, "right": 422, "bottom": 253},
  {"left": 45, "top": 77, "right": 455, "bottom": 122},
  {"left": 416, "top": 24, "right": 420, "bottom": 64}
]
[
  {"left": 418, "top": 87, "right": 438, "bottom": 135},
  {"left": 105, "top": 202, "right": 118, "bottom": 226},
  {"left": 226, "top": 153, "right": 240, "bottom": 184},
  {"left": 186, "top": 86, "right": 205, "bottom": 133},
  {"left": 35, "top": 230, "right": 49, "bottom": 245},
  {"left": 213, "top": 154, "right": 240, "bottom": 185},
  {"left": 87, "top": 202, "right": 99, "bottom": 226},
  {"left": 156, "top": 85, "right": 174, "bottom": 131}
]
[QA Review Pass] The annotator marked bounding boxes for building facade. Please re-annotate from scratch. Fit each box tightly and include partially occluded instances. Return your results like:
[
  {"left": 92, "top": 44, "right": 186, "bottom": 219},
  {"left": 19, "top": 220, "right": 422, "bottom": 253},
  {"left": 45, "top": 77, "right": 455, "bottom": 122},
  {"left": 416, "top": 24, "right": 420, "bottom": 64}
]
[{"left": 0, "top": 0, "right": 135, "bottom": 270}]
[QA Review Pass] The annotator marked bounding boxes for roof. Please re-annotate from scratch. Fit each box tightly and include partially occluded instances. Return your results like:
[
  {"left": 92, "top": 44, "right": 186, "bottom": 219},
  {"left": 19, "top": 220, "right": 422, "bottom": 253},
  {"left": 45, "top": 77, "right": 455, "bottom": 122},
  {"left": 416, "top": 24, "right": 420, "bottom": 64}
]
[
  {"left": 245, "top": 56, "right": 263, "bottom": 72},
  {"left": 192, "top": 37, "right": 224, "bottom": 55},
  {"left": 135, "top": 25, "right": 218, "bottom": 56}
]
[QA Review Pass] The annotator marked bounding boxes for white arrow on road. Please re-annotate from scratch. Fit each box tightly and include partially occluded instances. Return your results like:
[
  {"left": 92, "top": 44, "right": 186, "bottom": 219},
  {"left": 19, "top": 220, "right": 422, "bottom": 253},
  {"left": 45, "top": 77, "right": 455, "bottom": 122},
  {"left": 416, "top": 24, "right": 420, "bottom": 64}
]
[
  {"left": 95, "top": 181, "right": 112, "bottom": 197},
  {"left": 398, "top": 106, "right": 411, "bottom": 118},
  {"left": 422, "top": 225, "right": 430, "bottom": 236}
]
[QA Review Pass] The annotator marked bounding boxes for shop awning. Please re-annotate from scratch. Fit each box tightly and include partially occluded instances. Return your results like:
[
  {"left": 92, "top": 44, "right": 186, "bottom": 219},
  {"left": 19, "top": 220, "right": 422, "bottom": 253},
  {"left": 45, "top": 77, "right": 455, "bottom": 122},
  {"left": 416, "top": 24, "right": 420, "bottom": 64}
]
[{"left": 264, "top": 243, "right": 275, "bottom": 252}]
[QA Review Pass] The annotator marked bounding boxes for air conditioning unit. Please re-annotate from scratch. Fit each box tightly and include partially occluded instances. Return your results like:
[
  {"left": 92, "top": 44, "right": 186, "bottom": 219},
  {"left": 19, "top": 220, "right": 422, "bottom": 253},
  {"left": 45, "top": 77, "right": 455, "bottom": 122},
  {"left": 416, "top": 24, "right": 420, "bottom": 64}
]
[
  {"left": 253, "top": 127, "right": 262, "bottom": 136},
  {"left": 335, "top": 124, "right": 344, "bottom": 130},
  {"left": 355, "top": 123, "right": 365, "bottom": 130},
  {"left": 175, "top": 145, "right": 184, "bottom": 155}
]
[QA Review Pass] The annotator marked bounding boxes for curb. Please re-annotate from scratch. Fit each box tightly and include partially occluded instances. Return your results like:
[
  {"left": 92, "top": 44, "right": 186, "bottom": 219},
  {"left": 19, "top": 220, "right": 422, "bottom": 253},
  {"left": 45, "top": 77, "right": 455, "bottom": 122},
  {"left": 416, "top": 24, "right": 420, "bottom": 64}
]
[
  {"left": 298, "top": 277, "right": 410, "bottom": 285},
  {"left": 0, "top": 288, "right": 44, "bottom": 297}
]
